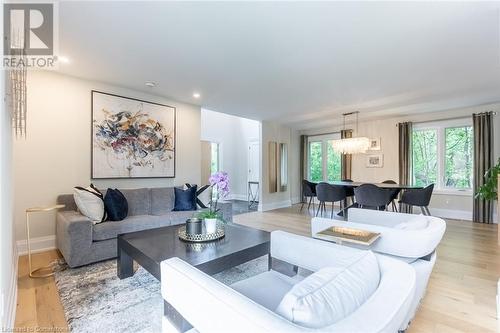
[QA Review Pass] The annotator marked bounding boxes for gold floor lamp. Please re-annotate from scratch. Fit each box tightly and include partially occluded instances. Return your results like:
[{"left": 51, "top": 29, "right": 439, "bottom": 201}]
[{"left": 25, "top": 204, "right": 65, "bottom": 278}]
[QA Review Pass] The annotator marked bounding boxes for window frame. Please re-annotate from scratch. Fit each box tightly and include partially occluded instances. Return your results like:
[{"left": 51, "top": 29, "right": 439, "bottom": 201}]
[
  {"left": 412, "top": 118, "right": 473, "bottom": 196},
  {"left": 307, "top": 133, "right": 342, "bottom": 182}
]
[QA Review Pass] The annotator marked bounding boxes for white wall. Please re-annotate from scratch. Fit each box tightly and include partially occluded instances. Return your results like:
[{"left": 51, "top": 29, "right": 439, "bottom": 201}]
[
  {"left": 13, "top": 71, "right": 202, "bottom": 245},
  {"left": 201, "top": 109, "right": 259, "bottom": 200},
  {"left": 300, "top": 103, "right": 500, "bottom": 221},
  {"left": 260, "top": 121, "right": 292, "bottom": 211},
  {"left": 1, "top": 66, "right": 17, "bottom": 327}
]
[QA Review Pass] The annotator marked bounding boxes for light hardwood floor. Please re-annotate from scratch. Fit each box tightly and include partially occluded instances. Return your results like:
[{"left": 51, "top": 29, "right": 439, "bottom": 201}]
[{"left": 15, "top": 205, "right": 500, "bottom": 333}]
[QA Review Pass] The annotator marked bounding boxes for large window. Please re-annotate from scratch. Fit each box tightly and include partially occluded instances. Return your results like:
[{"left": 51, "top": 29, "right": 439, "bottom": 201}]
[
  {"left": 308, "top": 134, "right": 342, "bottom": 182},
  {"left": 445, "top": 127, "right": 473, "bottom": 188},
  {"left": 412, "top": 129, "right": 438, "bottom": 187},
  {"left": 309, "top": 141, "right": 323, "bottom": 182},
  {"left": 412, "top": 119, "right": 473, "bottom": 191}
]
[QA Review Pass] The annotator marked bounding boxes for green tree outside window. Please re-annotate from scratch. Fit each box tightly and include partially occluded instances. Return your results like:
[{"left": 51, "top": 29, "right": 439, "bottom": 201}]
[
  {"left": 309, "top": 141, "right": 323, "bottom": 182},
  {"left": 445, "top": 127, "right": 473, "bottom": 189},
  {"left": 412, "top": 129, "right": 438, "bottom": 187}
]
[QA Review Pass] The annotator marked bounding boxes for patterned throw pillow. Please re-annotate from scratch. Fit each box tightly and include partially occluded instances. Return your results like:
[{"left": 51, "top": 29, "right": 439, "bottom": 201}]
[
  {"left": 73, "top": 184, "right": 107, "bottom": 224},
  {"left": 185, "top": 183, "right": 211, "bottom": 209}
]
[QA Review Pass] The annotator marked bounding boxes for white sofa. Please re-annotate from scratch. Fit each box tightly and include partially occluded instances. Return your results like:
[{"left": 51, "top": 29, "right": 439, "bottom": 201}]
[
  {"left": 311, "top": 208, "right": 446, "bottom": 330},
  {"left": 161, "top": 231, "right": 416, "bottom": 333}
]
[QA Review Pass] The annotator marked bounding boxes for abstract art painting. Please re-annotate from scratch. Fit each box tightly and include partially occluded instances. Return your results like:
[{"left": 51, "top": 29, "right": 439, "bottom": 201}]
[{"left": 91, "top": 91, "right": 176, "bottom": 178}]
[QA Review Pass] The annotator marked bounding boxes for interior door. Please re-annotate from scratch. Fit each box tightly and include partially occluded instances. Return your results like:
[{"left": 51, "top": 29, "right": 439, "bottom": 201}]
[
  {"left": 200, "top": 141, "right": 211, "bottom": 185},
  {"left": 248, "top": 141, "right": 260, "bottom": 182}
]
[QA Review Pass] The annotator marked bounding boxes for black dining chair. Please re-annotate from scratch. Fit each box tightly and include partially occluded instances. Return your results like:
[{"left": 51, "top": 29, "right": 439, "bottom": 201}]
[
  {"left": 354, "top": 184, "right": 393, "bottom": 211},
  {"left": 315, "top": 183, "right": 347, "bottom": 219},
  {"left": 399, "top": 184, "right": 434, "bottom": 216},
  {"left": 300, "top": 180, "right": 318, "bottom": 212},
  {"left": 382, "top": 179, "right": 400, "bottom": 212},
  {"left": 342, "top": 179, "right": 355, "bottom": 205}
]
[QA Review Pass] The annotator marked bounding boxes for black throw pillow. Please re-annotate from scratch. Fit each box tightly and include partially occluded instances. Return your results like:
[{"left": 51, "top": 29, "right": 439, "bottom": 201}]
[
  {"left": 172, "top": 186, "right": 197, "bottom": 211},
  {"left": 104, "top": 188, "right": 128, "bottom": 221}
]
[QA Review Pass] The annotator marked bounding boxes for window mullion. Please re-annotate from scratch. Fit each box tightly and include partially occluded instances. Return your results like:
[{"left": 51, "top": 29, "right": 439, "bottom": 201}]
[
  {"left": 438, "top": 127, "right": 445, "bottom": 190},
  {"left": 322, "top": 140, "right": 328, "bottom": 182},
  {"left": 307, "top": 142, "right": 311, "bottom": 180}
]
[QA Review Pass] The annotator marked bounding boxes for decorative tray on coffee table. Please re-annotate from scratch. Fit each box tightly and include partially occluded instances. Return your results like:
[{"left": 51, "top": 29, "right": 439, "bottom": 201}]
[
  {"left": 314, "top": 226, "right": 380, "bottom": 246},
  {"left": 178, "top": 222, "right": 225, "bottom": 243}
]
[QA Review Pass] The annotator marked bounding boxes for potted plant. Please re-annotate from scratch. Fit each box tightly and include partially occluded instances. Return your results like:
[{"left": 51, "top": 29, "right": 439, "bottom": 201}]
[
  {"left": 475, "top": 158, "right": 500, "bottom": 202},
  {"left": 197, "top": 171, "right": 230, "bottom": 233},
  {"left": 476, "top": 158, "right": 500, "bottom": 200}
]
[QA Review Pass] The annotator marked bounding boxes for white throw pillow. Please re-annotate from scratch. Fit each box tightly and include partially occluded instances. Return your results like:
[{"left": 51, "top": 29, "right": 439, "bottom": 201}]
[
  {"left": 394, "top": 214, "right": 429, "bottom": 230},
  {"left": 275, "top": 251, "right": 380, "bottom": 329},
  {"left": 73, "top": 186, "right": 106, "bottom": 224}
]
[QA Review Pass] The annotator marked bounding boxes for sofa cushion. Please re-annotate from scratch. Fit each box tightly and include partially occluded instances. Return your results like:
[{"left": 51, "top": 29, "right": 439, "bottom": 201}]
[
  {"left": 394, "top": 214, "right": 429, "bottom": 230},
  {"left": 120, "top": 188, "right": 151, "bottom": 216},
  {"left": 92, "top": 215, "right": 170, "bottom": 241},
  {"left": 169, "top": 211, "right": 196, "bottom": 225},
  {"left": 276, "top": 251, "right": 380, "bottom": 329},
  {"left": 231, "top": 270, "right": 303, "bottom": 311},
  {"left": 151, "top": 187, "right": 175, "bottom": 215}
]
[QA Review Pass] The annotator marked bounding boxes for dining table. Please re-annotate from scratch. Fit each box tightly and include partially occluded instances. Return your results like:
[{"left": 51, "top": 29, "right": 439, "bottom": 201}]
[{"left": 326, "top": 181, "right": 424, "bottom": 218}]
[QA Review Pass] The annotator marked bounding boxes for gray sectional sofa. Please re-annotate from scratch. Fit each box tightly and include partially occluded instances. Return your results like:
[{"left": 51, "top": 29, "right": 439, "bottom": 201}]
[{"left": 56, "top": 187, "right": 232, "bottom": 268}]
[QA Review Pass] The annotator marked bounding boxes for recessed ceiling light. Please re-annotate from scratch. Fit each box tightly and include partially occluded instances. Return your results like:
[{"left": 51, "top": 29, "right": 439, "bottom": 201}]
[
  {"left": 145, "top": 81, "right": 157, "bottom": 88},
  {"left": 58, "top": 56, "right": 70, "bottom": 63},
  {"left": 193, "top": 92, "right": 201, "bottom": 99}
]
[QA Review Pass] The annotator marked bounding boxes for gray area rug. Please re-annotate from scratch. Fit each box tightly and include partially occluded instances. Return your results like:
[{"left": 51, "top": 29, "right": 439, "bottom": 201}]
[{"left": 55, "top": 256, "right": 268, "bottom": 333}]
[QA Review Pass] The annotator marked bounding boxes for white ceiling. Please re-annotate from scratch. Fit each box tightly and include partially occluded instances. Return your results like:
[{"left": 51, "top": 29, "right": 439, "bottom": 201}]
[{"left": 57, "top": 1, "right": 500, "bottom": 129}]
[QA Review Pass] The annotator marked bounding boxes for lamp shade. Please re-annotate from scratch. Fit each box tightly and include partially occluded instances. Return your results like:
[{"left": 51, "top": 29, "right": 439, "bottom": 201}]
[{"left": 331, "top": 137, "right": 370, "bottom": 154}]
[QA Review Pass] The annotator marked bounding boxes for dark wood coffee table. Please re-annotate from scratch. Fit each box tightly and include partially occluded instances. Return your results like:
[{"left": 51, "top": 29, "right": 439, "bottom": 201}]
[{"left": 117, "top": 223, "right": 270, "bottom": 281}]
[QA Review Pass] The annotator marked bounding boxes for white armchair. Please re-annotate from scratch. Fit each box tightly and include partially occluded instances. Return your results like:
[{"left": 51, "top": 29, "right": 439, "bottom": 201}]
[
  {"left": 311, "top": 208, "right": 446, "bottom": 330},
  {"left": 161, "top": 231, "right": 416, "bottom": 333}
]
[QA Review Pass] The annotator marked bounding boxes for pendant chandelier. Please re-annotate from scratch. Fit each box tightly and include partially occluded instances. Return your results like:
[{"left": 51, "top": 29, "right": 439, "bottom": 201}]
[
  {"left": 9, "top": 29, "right": 28, "bottom": 138},
  {"left": 331, "top": 111, "right": 370, "bottom": 154}
]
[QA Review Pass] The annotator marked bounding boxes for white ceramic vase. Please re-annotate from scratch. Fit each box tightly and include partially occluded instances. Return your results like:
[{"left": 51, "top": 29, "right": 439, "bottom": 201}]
[{"left": 204, "top": 218, "right": 218, "bottom": 234}]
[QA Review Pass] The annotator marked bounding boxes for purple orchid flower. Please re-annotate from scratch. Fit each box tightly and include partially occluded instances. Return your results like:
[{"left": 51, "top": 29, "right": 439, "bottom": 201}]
[{"left": 208, "top": 171, "right": 230, "bottom": 217}]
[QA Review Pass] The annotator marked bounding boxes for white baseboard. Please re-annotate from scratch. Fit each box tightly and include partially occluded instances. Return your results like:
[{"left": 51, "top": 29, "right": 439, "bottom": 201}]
[
  {"left": 4, "top": 245, "right": 18, "bottom": 329},
  {"left": 16, "top": 235, "right": 56, "bottom": 256},
  {"left": 259, "top": 200, "right": 292, "bottom": 212},
  {"left": 430, "top": 208, "right": 472, "bottom": 221},
  {"left": 291, "top": 196, "right": 301, "bottom": 205}
]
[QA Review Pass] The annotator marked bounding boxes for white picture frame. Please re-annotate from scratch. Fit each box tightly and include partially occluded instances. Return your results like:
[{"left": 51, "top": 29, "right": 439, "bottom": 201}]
[
  {"left": 366, "top": 154, "right": 384, "bottom": 168},
  {"left": 368, "top": 137, "right": 381, "bottom": 151}
]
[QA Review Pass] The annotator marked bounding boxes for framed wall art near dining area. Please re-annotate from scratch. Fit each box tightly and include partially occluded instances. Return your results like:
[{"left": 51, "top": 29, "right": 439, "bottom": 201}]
[
  {"left": 91, "top": 91, "right": 176, "bottom": 179},
  {"left": 366, "top": 154, "right": 384, "bottom": 168},
  {"left": 368, "top": 137, "right": 381, "bottom": 150}
]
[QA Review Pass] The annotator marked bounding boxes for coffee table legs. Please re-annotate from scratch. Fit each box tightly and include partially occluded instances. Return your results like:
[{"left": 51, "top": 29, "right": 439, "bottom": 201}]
[{"left": 117, "top": 245, "right": 134, "bottom": 279}]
